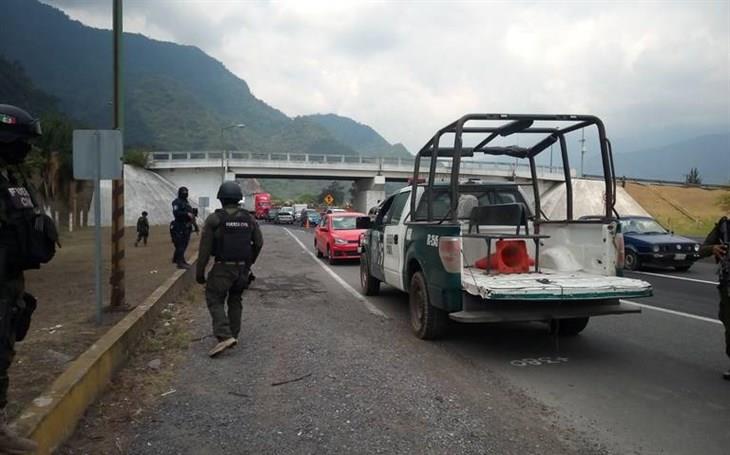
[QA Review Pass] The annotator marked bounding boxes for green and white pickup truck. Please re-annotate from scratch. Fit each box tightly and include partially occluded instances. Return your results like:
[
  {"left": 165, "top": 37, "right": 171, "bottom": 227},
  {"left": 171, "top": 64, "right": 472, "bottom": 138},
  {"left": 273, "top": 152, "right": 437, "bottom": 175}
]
[{"left": 357, "top": 114, "right": 652, "bottom": 339}]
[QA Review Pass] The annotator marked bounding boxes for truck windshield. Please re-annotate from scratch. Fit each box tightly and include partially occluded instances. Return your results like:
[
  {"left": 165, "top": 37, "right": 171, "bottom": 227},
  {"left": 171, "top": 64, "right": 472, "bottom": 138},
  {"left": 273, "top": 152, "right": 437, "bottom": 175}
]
[{"left": 332, "top": 217, "right": 357, "bottom": 230}]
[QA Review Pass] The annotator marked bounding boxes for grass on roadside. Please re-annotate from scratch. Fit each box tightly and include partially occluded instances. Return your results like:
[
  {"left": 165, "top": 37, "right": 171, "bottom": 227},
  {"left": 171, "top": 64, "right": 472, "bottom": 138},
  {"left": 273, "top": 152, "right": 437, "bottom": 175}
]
[{"left": 624, "top": 183, "right": 729, "bottom": 237}]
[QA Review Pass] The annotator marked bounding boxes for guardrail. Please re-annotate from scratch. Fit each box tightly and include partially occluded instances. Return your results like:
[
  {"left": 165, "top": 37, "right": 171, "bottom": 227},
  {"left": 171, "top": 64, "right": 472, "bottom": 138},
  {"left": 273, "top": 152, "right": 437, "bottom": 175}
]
[{"left": 149, "top": 151, "right": 570, "bottom": 179}]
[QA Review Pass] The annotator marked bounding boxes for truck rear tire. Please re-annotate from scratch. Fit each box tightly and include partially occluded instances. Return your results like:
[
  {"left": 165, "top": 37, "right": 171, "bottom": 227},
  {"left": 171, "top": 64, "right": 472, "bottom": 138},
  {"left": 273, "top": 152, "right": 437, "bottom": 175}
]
[
  {"left": 409, "top": 271, "right": 447, "bottom": 340},
  {"left": 550, "top": 317, "right": 590, "bottom": 336},
  {"left": 360, "top": 255, "right": 380, "bottom": 296}
]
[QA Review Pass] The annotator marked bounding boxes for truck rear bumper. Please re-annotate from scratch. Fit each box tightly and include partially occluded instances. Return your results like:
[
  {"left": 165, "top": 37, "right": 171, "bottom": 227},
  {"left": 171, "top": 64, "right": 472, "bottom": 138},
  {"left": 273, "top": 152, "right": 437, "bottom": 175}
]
[{"left": 448, "top": 299, "right": 641, "bottom": 323}]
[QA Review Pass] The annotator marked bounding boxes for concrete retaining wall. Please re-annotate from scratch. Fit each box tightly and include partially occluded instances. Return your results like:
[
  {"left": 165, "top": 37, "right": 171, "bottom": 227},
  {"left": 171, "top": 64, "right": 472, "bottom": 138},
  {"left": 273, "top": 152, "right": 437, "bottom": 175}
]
[
  {"left": 13, "top": 255, "right": 198, "bottom": 454},
  {"left": 89, "top": 165, "right": 207, "bottom": 226}
]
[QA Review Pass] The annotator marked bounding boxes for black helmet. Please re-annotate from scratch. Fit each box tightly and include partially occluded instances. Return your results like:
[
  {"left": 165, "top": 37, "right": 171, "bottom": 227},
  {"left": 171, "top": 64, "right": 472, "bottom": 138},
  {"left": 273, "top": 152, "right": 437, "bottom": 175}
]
[
  {"left": 178, "top": 186, "right": 189, "bottom": 199},
  {"left": 217, "top": 181, "right": 242, "bottom": 202},
  {"left": 142, "top": 211, "right": 148, "bottom": 216},
  {"left": 0, "top": 104, "right": 42, "bottom": 143}
]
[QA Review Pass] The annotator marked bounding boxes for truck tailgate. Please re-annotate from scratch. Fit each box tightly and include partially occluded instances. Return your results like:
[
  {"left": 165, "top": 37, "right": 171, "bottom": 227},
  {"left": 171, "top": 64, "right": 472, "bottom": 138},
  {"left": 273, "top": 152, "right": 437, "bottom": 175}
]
[{"left": 461, "top": 268, "right": 652, "bottom": 300}]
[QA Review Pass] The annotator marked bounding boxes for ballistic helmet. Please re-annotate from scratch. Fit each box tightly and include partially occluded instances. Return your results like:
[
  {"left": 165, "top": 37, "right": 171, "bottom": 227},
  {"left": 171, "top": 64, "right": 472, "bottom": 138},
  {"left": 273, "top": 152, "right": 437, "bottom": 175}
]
[
  {"left": 0, "top": 104, "right": 42, "bottom": 144},
  {"left": 217, "top": 181, "right": 243, "bottom": 202},
  {"left": 178, "top": 186, "right": 189, "bottom": 199}
]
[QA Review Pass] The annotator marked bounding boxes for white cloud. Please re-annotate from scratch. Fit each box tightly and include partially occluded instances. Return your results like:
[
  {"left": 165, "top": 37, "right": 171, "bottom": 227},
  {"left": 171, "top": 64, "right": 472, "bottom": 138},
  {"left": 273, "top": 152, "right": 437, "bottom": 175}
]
[{"left": 43, "top": 0, "right": 730, "bottom": 153}]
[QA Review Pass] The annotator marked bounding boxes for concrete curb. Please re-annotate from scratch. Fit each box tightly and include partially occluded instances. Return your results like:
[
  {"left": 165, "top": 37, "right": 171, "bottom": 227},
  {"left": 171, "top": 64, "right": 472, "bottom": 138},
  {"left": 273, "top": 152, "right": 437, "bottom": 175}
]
[{"left": 13, "top": 254, "right": 198, "bottom": 454}]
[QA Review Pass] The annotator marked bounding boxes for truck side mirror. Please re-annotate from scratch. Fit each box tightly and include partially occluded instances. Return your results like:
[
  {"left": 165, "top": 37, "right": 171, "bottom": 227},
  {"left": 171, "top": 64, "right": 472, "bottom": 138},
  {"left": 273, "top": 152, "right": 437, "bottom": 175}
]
[{"left": 356, "top": 216, "right": 371, "bottom": 229}]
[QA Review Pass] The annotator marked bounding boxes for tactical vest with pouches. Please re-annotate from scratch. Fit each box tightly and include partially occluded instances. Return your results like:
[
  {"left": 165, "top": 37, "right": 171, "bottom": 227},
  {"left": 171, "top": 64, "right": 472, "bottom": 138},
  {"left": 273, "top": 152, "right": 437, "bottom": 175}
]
[
  {"left": 0, "top": 171, "right": 58, "bottom": 272},
  {"left": 213, "top": 208, "right": 253, "bottom": 263}
]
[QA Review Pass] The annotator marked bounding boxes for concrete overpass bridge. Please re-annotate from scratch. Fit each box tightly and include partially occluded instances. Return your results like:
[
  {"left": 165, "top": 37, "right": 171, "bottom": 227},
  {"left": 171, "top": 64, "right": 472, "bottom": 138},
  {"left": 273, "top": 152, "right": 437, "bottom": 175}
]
[{"left": 149, "top": 151, "right": 573, "bottom": 212}]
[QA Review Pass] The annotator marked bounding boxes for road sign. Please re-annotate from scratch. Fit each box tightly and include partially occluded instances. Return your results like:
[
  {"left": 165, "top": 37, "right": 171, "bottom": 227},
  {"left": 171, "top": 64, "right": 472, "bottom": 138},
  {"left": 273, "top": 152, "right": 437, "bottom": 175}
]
[
  {"left": 72, "top": 130, "right": 123, "bottom": 180},
  {"left": 324, "top": 193, "right": 335, "bottom": 205},
  {"left": 72, "top": 129, "right": 123, "bottom": 324}
]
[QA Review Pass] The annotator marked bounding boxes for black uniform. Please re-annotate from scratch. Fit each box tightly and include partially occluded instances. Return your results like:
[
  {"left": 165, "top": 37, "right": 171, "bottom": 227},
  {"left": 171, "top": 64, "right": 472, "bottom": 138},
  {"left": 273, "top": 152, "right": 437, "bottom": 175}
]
[
  {"left": 0, "top": 104, "right": 53, "bottom": 453},
  {"left": 700, "top": 217, "right": 730, "bottom": 360},
  {"left": 196, "top": 205, "right": 263, "bottom": 340},
  {"left": 171, "top": 191, "right": 194, "bottom": 265},
  {"left": 135, "top": 213, "right": 149, "bottom": 246}
]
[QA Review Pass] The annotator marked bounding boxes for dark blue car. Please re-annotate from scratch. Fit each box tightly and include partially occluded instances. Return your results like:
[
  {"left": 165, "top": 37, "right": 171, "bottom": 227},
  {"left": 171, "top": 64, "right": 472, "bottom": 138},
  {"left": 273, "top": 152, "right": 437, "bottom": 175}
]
[{"left": 620, "top": 216, "right": 700, "bottom": 271}]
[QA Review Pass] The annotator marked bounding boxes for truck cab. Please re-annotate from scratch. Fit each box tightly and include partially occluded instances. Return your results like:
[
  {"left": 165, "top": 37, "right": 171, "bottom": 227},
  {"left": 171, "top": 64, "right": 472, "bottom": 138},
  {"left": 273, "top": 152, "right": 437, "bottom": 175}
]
[{"left": 359, "top": 113, "right": 652, "bottom": 339}]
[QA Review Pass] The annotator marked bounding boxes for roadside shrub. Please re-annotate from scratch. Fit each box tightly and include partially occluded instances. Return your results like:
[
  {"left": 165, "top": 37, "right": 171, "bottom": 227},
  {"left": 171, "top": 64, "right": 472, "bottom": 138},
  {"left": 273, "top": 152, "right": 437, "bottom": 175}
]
[{"left": 124, "top": 148, "right": 150, "bottom": 168}]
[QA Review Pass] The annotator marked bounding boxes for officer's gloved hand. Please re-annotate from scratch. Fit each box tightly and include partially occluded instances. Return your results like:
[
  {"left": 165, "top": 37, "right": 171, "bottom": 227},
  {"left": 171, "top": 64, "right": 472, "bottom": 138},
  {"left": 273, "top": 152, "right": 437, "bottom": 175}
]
[{"left": 196, "top": 274, "right": 206, "bottom": 285}]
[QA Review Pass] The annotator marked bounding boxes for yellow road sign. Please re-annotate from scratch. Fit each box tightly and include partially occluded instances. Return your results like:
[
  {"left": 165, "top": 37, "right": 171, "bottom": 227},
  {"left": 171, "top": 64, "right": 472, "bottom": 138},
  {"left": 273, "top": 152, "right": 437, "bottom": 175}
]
[{"left": 324, "top": 193, "right": 334, "bottom": 205}]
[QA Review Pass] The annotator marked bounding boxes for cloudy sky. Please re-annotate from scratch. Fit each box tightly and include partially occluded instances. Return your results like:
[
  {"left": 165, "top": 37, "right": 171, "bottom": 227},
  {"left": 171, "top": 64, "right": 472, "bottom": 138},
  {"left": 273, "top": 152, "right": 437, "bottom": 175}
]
[{"left": 43, "top": 0, "right": 729, "bottom": 153}]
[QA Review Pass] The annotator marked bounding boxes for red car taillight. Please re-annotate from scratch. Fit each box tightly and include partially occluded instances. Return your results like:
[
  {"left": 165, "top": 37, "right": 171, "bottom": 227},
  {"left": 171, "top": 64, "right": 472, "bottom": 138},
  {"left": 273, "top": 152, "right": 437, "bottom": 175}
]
[{"left": 438, "top": 237, "right": 462, "bottom": 273}]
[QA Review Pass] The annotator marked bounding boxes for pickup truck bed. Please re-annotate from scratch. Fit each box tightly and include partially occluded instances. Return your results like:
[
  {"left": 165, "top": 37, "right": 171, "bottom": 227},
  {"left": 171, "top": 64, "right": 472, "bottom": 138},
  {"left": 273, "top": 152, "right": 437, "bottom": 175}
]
[{"left": 461, "top": 267, "right": 652, "bottom": 300}]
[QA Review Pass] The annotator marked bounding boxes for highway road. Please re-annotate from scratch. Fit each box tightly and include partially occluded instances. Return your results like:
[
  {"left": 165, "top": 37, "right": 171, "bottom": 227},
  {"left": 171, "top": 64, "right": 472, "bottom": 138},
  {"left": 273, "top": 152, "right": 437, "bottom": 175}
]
[{"left": 284, "top": 226, "right": 729, "bottom": 455}]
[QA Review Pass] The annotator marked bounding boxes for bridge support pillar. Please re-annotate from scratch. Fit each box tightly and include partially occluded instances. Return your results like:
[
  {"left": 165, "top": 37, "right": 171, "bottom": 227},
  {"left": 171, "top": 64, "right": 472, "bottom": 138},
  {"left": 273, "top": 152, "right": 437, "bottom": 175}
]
[{"left": 353, "top": 175, "right": 385, "bottom": 213}]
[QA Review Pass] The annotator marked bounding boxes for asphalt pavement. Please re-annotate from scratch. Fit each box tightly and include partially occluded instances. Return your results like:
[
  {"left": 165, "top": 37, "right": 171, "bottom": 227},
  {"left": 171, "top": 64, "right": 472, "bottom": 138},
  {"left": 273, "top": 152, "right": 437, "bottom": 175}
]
[
  {"left": 125, "top": 225, "right": 729, "bottom": 455},
  {"left": 283, "top": 226, "right": 729, "bottom": 455}
]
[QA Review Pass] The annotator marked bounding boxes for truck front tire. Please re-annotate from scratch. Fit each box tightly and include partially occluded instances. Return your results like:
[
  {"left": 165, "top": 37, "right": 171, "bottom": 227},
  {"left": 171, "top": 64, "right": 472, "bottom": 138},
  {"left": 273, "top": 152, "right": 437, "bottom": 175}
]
[
  {"left": 360, "top": 255, "right": 380, "bottom": 296},
  {"left": 550, "top": 317, "right": 590, "bottom": 336},
  {"left": 409, "top": 271, "right": 448, "bottom": 340}
]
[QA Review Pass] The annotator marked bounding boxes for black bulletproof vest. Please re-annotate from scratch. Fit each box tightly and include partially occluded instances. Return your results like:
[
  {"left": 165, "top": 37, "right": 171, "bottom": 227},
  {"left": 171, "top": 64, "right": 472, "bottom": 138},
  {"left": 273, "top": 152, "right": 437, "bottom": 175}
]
[
  {"left": 214, "top": 209, "right": 253, "bottom": 263},
  {"left": 0, "top": 172, "right": 57, "bottom": 271}
]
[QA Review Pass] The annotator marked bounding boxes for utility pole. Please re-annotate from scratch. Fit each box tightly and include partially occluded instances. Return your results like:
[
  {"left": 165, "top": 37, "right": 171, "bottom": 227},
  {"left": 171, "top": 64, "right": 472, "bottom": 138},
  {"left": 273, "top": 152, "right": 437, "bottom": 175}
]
[
  {"left": 110, "top": 0, "right": 126, "bottom": 308},
  {"left": 579, "top": 129, "right": 587, "bottom": 178}
]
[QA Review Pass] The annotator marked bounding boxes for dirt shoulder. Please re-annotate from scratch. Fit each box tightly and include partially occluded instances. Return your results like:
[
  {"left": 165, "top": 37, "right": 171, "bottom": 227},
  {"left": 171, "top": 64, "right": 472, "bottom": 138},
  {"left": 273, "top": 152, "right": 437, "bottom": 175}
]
[
  {"left": 60, "top": 225, "right": 605, "bottom": 455},
  {"left": 9, "top": 225, "right": 199, "bottom": 420}
]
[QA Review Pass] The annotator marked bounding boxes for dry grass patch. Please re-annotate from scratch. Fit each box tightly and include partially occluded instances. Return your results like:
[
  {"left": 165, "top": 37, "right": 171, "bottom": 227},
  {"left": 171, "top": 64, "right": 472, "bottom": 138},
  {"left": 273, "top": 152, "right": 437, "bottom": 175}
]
[{"left": 624, "top": 183, "right": 729, "bottom": 237}]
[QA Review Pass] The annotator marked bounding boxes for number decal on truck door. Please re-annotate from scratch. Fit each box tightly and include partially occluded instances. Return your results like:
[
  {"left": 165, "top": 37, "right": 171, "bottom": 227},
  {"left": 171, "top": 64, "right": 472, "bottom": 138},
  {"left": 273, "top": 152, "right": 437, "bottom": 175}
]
[{"left": 426, "top": 234, "right": 439, "bottom": 248}]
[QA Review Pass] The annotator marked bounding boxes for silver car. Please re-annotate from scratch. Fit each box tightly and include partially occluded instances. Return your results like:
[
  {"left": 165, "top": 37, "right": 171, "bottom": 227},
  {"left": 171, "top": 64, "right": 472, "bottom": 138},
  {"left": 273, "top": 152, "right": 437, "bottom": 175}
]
[{"left": 276, "top": 207, "right": 295, "bottom": 224}]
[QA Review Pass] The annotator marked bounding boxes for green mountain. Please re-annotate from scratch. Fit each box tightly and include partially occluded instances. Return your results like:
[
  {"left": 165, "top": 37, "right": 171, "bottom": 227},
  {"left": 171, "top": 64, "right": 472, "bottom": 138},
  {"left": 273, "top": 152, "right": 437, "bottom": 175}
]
[
  {"left": 586, "top": 134, "right": 730, "bottom": 184},
  {"left": 0, "top": 55, "right": 58, "bottom": 114},
  {"left": 0, "top": 0, "right": 398, "bottom": 157},
  {"left": 301, "top": 113, "right": 411, "bottom": 157}
]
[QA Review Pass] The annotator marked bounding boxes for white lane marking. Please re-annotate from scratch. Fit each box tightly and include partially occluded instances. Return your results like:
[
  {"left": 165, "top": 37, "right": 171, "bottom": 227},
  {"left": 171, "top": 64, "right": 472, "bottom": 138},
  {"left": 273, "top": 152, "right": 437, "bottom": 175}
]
[
  {"left": 284, "top": 228, "right": 389, "bottom": 319},
  {"left": 621, "top": 299, "right": 722, "bottom": 325},
  {"left": 631, "top": 271, "right": 718, "bottom": 286}
]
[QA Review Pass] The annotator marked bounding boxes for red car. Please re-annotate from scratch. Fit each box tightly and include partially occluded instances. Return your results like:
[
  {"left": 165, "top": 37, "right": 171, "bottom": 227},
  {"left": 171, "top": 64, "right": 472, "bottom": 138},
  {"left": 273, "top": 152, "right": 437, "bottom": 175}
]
[{"left": 314, "top": 212, "right": 366, "bottom": 264}]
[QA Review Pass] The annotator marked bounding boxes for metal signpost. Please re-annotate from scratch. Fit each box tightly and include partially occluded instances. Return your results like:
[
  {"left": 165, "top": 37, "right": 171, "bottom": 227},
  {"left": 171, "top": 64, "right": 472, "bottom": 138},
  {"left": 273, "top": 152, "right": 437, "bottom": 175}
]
[{"left": 73, "top": 130, "right": 123, "bottom": 324}]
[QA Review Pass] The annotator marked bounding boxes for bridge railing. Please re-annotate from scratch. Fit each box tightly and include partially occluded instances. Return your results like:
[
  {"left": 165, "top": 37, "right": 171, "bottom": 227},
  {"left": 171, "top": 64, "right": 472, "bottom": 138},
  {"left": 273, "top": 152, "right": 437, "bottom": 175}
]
[{"left": 149, "top": 151, "right": 568, "bottom": 178}]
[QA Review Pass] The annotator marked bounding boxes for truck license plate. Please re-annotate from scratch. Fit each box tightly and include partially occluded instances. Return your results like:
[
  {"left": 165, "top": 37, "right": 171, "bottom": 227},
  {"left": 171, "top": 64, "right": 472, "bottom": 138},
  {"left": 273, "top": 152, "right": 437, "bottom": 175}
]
[{"left": 674, "top": 254, "right": 686, "bottom": 260}]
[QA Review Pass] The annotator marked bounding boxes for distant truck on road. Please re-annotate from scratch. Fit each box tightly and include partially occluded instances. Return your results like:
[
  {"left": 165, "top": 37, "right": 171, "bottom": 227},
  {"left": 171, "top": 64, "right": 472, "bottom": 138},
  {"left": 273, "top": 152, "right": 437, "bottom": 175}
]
[
  {"left": 357, "top": 113, "right": 652, "bottom": 339},
  {"left": 243, "top": 192, "right": 272, "bottom": 219}
]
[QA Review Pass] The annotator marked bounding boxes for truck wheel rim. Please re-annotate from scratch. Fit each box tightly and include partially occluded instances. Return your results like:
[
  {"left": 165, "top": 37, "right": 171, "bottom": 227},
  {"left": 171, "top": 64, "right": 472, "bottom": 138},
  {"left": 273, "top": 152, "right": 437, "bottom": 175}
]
[
  {"left": 360, "top": 261, "right": 368, "bottom": 288},
  {"left": 411, "top": 282, "right": 424, "bottom": 328}
]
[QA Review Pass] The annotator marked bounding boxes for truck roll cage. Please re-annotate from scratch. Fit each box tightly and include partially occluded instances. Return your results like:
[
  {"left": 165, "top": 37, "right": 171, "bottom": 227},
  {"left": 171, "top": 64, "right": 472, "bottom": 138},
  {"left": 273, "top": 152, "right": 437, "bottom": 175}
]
[{"left": 409, "top": 114, "right": 617, "bottom": 225}]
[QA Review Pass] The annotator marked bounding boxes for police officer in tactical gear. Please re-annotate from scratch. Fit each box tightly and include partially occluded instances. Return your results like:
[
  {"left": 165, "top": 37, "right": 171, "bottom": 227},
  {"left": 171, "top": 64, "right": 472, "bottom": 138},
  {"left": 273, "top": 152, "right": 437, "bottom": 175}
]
[
  {"left": 196, "top": 181, "right": 263, "bottom": 357},
  {"left": 171, "top": 186, "right": 195, "bottom": 269},
  {"left": 700, "top": 216, "right": 730, "bottom": 380},
  {"left": 0, "top": 104, "right": 47, "bottom": 453}
]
